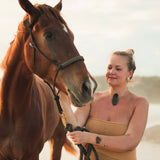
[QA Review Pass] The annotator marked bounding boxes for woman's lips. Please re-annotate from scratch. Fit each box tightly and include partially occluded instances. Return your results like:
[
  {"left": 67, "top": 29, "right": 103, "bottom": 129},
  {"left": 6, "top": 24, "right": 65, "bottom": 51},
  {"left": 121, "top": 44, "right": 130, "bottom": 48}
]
[{"left": 108, "top": 77, "right": 117, "bottom": 79}]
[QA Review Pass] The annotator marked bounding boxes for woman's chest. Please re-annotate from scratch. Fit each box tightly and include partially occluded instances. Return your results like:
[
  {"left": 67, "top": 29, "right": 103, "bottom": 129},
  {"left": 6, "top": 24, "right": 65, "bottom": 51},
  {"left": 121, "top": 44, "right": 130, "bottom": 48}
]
[{"left": 90, "top": 98, "right": 135, "bottom": 124}]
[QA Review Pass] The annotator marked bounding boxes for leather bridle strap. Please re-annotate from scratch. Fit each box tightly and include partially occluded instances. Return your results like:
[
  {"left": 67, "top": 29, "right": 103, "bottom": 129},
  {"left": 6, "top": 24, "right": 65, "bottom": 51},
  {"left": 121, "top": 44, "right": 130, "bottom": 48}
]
[
  {"left": 58, "top": 56, "right": 84, "bottom": 69},
  {"left": 28, "top": 16, "right": 84, "bottom": 87},
  {"left": 28, "top": 15, "right": 99, "bottom": 160},
  {"left": 28, "top": 15, "right": 84, "bottom": 108},
  {"left": 28, "top": 17, "right": 84, "bottom": 69}
]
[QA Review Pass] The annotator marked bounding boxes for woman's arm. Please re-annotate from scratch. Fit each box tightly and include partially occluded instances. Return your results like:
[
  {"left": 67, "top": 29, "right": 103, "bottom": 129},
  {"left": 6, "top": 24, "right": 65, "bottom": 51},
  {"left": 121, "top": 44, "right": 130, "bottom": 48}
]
[
  {"left": 59, "top": 92, "right": 91, "bottom": 129},
  {"left": 68, "top": 97, "right": 149, "bottom": 152}
]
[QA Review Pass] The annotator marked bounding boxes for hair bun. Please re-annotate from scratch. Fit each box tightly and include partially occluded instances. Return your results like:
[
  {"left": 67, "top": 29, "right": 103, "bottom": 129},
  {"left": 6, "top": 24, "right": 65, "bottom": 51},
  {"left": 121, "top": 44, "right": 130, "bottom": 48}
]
[{"left": 125, "top": 49, "right": 134, "bottom": 56}]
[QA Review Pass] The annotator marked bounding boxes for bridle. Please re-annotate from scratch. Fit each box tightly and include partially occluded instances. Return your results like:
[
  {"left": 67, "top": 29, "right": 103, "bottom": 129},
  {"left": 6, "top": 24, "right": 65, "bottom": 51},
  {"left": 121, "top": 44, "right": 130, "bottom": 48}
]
[
  {"left": 28, "top": 14, "right": 99, "bottom": 160},
  {"left": 28, "top": 15, "right": 84, "bottom": 100}
]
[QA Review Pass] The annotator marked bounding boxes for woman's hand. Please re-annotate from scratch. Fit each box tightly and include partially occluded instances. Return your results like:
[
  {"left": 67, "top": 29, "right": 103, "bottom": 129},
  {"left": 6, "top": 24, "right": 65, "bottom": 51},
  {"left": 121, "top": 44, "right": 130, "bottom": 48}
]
[{"left": 67, "top": 131, "right": 90, "bottom": 145}]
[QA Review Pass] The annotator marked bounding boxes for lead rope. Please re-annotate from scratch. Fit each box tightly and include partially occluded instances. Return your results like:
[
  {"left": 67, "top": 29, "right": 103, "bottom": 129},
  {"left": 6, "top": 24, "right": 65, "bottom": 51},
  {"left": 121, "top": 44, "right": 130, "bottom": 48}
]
[
  {"left": 44, "top": 81, "right": 99, "bottom": 160},
  {"left": 28, "top": 15, "right": 98, "bottom": 160}
]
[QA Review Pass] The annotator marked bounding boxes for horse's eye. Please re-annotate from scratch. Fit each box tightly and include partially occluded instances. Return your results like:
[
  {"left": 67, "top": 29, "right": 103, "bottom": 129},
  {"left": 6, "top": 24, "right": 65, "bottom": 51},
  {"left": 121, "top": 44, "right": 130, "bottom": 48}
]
[{"left": 44, "top": 32, "right": 55, "bottom": 41}]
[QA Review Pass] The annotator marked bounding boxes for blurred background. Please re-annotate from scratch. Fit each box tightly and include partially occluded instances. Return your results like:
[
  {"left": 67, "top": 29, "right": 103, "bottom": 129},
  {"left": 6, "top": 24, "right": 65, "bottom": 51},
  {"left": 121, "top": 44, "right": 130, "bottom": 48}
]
[{"left": 0, "top": 0, "right": 160, "bottom": 160}]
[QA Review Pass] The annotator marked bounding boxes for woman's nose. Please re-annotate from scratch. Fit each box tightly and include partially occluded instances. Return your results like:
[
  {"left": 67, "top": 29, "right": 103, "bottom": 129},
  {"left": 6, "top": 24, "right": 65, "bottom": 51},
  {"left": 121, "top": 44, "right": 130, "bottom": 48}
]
[{"left": 109, "top": 69, "right": 115, "bottom": 74}]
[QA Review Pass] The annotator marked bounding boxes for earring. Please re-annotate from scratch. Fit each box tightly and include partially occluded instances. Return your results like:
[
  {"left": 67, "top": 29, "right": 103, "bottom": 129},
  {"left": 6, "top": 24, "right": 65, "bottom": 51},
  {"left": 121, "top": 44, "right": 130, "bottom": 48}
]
[
  {"left": 126, "top": 77, "right": 130, "bottom": 81},
  {"left": 126, "top": 76, "right": 131, "bottom": 81}
]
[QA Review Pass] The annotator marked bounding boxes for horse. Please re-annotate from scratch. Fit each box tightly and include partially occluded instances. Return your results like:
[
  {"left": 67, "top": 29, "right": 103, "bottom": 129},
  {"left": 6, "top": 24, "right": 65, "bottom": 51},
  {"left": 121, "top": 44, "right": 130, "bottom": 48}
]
[{"left": 0, "top": 0, "right": 97, "bottom": 159}]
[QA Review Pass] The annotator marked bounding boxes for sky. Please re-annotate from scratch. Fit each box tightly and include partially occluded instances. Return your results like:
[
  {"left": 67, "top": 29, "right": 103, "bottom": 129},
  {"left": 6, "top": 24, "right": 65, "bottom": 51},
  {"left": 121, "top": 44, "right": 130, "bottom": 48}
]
[{"left": 0, "top": 0, "right": 160, "bottom": 77}]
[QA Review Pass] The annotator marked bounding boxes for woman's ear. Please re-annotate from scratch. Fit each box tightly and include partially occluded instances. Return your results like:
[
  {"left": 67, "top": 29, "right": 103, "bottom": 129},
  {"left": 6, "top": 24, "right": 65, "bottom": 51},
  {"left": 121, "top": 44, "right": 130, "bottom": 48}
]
[{"left": 128, "top": 70, "right": 134, "bottom": 79}]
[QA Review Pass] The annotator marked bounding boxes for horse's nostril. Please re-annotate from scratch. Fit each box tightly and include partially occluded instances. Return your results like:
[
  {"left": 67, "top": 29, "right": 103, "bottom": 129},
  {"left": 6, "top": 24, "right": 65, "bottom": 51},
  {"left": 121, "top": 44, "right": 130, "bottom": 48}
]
[{"left": 82, "top": 81, "right": 91, "bottom": 97}]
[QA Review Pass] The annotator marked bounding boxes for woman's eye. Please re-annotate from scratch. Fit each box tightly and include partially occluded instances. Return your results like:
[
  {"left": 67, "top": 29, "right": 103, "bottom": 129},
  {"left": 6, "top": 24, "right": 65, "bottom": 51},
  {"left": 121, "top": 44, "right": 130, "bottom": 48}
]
[
  {"left": 116, "top": 68, "right": 121, "bottom": 71},
  {"left": 108, "top": 66, "right": 112, "bottom": 70},
  {"left": 44, "top": 32, "right": 55, "bottom": 41}
]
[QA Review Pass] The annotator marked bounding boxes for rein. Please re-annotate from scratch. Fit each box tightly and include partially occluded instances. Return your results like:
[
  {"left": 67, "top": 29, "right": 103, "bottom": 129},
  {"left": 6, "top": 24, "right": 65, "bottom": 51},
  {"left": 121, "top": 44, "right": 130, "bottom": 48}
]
[
  {"left": 44, "top": 81, "right": 99, "bottom": 160},
  {"left": 28, "top": 15, "right": 99, "bottom": 160}
]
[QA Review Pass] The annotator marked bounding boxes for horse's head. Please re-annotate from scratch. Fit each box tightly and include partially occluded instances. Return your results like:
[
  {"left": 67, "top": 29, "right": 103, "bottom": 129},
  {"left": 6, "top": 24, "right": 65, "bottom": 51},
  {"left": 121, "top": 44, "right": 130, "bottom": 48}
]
[{"left": 18, "top": 0, "right": 97, "bottom": 107}]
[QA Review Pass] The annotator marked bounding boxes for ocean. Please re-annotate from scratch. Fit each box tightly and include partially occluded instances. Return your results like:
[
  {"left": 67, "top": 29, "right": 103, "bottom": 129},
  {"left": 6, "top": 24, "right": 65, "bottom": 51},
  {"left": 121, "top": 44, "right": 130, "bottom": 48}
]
[{"left": 39, "top": 104, "right": 160, "bottom": 160}]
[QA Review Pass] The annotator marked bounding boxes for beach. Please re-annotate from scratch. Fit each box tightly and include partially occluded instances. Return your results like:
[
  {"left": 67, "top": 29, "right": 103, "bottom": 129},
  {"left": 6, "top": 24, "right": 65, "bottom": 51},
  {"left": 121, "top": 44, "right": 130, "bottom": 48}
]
[{"left": 39, "top": 104, "right": 160, "bottom": 160}]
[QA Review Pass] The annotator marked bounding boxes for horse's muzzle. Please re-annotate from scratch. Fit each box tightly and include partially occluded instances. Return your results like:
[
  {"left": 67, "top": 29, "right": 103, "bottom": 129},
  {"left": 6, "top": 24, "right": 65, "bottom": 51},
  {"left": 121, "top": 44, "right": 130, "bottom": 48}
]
[{"left": 67, "top": 77, "right": 97, "bottom": 107}]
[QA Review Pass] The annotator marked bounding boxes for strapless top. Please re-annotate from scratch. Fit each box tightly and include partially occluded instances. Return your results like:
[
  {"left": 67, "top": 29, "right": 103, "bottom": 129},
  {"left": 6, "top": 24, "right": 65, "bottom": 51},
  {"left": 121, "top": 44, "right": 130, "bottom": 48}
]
[{"left": 84, "top": 117, "right": 137, "bottom": 160}]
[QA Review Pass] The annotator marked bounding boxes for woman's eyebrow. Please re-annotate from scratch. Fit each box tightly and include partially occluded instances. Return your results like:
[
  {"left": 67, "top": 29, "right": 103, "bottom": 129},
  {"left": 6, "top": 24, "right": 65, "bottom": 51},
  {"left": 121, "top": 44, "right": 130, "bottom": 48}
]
[{"left": 115, "top": 65, "right": 122, "bottom": 67}]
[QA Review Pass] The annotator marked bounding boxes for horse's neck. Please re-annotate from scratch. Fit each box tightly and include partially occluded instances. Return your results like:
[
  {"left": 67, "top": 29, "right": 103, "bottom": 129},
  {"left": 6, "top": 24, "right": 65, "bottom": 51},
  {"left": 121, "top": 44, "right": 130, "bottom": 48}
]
[{"left": 0, "top": 39, "right": 33, "bottom": 120}]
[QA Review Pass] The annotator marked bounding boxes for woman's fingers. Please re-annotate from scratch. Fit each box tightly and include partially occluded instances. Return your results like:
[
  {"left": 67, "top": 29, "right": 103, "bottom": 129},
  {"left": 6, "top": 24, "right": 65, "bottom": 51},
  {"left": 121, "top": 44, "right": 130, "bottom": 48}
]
[{"left": 67, "top": 131, "right": 86, "bottom": 144}]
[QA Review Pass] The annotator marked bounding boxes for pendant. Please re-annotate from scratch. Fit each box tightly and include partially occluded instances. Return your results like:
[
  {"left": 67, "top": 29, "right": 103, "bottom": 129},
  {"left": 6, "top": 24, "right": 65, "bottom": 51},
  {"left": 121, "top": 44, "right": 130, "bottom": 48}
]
[{"left": 112, "top": 93, "right": 119, "bottom": 105}]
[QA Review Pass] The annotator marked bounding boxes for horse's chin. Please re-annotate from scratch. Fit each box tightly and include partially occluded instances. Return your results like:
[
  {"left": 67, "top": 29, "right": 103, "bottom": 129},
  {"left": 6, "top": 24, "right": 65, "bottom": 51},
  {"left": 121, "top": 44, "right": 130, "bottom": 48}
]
[{"left": 68, "top": 89, "right": 93, "bottom": 107}]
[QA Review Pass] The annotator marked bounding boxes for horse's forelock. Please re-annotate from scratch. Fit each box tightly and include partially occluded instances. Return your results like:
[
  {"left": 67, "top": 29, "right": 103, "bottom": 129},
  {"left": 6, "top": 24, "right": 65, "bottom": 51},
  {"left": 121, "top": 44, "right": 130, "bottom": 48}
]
[
  {"left": 36, "top": 4, "right": 74, "bottom": 40},
  {"left": 21, "top": 4, "right": 71, "bottom": 34}
]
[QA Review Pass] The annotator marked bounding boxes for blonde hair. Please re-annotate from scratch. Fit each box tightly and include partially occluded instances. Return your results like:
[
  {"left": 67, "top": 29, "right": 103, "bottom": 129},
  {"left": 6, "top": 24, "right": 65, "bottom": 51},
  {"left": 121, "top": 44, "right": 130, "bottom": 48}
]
[{"left": 112, "top": 49, "right": 136, "bottom": 79}]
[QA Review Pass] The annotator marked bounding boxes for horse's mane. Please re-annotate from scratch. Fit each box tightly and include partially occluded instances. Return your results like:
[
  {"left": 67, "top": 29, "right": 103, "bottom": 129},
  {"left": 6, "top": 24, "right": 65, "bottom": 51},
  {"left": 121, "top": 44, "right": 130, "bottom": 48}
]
[
  {"left": 1, "top": 3, "right": 73, "bottom": 71},
  {"left": 0, "top": 13, "right": 29, "bottom": 70}
]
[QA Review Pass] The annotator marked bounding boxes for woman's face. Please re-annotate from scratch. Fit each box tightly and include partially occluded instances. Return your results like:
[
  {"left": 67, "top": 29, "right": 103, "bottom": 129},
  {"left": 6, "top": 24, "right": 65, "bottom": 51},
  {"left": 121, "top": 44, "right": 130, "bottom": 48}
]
[{"left": 106, "top": 54, "right": 132, "bottom": 87}]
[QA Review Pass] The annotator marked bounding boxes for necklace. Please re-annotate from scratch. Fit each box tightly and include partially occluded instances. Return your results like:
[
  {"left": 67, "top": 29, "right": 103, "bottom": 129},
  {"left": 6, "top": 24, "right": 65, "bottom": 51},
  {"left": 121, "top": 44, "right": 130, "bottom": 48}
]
[{"left": 112, "top": 93, "right": 119, "bottom": 105}]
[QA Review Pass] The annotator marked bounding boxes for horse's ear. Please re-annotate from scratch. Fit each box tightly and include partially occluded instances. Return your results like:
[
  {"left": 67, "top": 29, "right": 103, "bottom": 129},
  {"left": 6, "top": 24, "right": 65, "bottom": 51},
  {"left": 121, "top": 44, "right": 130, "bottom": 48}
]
[
  {"left": 18, "top": 0, "right": 39, "bottom": 15},
  {"left": 54, "top": 0, "right": 62, "bottom": 11}
]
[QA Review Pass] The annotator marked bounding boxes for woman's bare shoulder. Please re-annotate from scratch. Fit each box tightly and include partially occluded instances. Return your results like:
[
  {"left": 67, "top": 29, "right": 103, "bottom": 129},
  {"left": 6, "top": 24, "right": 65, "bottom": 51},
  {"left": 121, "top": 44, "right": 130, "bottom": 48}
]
[{"left": 130, "top": 92, "right": 149, "bottom": 108}]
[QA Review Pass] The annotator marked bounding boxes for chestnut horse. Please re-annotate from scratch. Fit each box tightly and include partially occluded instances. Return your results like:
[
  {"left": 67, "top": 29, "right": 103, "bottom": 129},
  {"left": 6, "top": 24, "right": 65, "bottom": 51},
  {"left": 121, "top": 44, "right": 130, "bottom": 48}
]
[{"left": 0, "top": 0, "right": 97, "bottom": 159}]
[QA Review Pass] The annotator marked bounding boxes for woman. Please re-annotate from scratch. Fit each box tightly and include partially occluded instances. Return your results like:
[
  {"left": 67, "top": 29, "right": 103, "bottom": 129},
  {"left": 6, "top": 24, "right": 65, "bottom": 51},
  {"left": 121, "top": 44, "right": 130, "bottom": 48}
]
[{"left": 60, "top": 49, "right": 149, "bottom": 160}]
